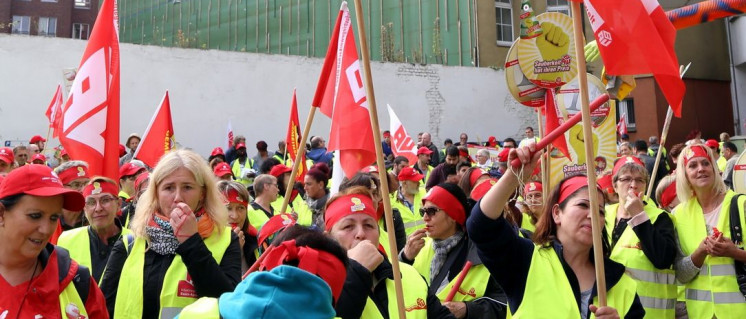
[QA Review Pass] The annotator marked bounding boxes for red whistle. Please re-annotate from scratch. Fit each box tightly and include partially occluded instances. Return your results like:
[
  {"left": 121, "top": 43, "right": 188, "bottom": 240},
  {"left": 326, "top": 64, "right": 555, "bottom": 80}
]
[{"left": 713, "top": 227, "right": 721, "bottom": 237}]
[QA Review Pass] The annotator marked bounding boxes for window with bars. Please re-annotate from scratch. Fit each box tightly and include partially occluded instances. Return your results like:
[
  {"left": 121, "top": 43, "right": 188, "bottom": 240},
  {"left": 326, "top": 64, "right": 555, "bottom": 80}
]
[
  {"left": 38, "top": 17, "right": 57, "bottom": 37},
  {"left": 72, "top": 23, "right": 90, "bottom": 39},
  {"left": 495, "top": 0, "right": 514, "bottom": 46},
  {"left": 546, "top": 0, "right": 570, "bottom": 15},
  {"left": 11, "top": 16, "right": 31, "bottom": 35}
]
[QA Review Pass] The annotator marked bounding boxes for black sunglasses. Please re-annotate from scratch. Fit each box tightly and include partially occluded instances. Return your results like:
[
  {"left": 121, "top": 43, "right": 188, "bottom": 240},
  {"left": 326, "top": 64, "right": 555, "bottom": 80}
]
[{"left": 419, "top": 206, "right": 440, "bottom": 217}]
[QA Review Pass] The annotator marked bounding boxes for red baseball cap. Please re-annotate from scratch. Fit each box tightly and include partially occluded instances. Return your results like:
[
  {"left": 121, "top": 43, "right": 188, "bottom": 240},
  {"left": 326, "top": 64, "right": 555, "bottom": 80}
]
[
  {"left": 118, "top": 144, "right": 127, "bottom": 157},
  {"left": 0, "top": 147, "right": 14, "bottom": 164},
  {"left": 119, "top": 162, "right": 146, "bottom": 179},
  {"left": 236, "top": 143, "right": 247, "bottom": 150},
  {"left": 269, "top": 165, "right": 292, "bottom": 178},
  {"left": 397, "top": 166, "right": 424, "bottom": 182},
  {"left": 135, "top": 172, "right": 150, "bottom": 191},
  {"left": 210, "top": 147, "right": 225, "bottom": 157},
  {"left": 705, "top": 139, "right": 719, "bottom": 149},
  {"left": 31, "top": 153, "right": 47, "bottom": 163},
  {"left": 59, "top": 148, "right": 69, "bottom": 158},
  {"left": 213, "top": 162, "right": 233, "bottom": 177},
  {"left": 0, "top": 165, "right": 84, "bottom": 211},
  {"left": 29, "top": 135, "right": 46, "bottom": 144},
  {"left": 417, "top": 147, "right": 433, "bottom": 156}
]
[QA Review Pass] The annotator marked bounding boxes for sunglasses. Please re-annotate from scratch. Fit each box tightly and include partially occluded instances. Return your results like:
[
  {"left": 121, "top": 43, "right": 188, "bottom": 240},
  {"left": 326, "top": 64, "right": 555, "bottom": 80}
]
[{"left": 419, "top": 206, "right": 441, "bottom": 217}]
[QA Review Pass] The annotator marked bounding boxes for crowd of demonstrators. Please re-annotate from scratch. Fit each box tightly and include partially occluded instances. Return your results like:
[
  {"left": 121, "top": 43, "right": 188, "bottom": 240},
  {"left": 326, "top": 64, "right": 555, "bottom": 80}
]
[{"left": 5, "top": 126, "right": 746, "bottom": 319}]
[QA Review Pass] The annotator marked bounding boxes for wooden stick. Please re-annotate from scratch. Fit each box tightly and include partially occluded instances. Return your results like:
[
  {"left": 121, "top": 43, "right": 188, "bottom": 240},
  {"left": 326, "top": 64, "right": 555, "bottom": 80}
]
[
  {"left": 646, "top": 64, "right": 690, "bottom": 200},
  {"left": 42, "top": 126, "right": 52, "bottom": 154},
  {"left": 280, "top": 107, "right": 317, "bottom": 214},
  {"left": 352, "top": 1, "right": 406, "bottom": 317},
  {"left": 571, "top": 1, "right": 607, "bottom": 305},
  {"left": 537, "top": 109, "right": 548, "bottom": 200},
  {"left": 444, "top": 261, "right": 473, "bottom": 302}
]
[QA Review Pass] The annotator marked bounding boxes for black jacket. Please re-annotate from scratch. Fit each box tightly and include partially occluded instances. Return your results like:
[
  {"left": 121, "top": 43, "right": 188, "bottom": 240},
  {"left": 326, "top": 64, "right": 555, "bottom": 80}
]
[{"left": 100, "top": 232, "right": 242, "bottom": 318}]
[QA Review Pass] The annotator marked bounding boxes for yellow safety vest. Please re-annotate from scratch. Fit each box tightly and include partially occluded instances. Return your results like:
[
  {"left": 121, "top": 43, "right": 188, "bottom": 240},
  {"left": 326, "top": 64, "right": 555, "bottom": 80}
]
[
  {"left": 231, "top": 158, "right": 254, "bottom": 187},
  {"left": 175, "top": 297, "right": 221, "bottom": 319},
  {"left": 606, "top": 202, "right": 676, "bottom": 318},
  {"left": 360, "top": 263, "right": 428, "bottom": 319},
  {"left": 392, "top": 190, "right": 426, "bottom": 236},
  {"left": 412, "top": 237, "right": 491, "bottom": 302},
  {"left": 520, "top": 212, "right": 536, "bottom": 232},
  {"left": 113, "top": 227, "right": 233, "bottom": 319},
  {"left": 674, "top": 190, "right": 746, "bottom": 319},
  {"left": 512, "top": 245, "right": 638, "bottom": 318},
  {"left": 57, "top": 226, "right": 130, "bottom": 283},
  {"left": 718, "top": 156, "right": 727, "bottom": 173},
  {"left": 247, "top": 203, "right": 271, "bottom": 231},
  {"left": 377, "top": 221, "right": 394, "bottom": 259},
  {"left": 271, "top": 195, "right": 313, "bottom": 226},
  {"left": 59, "top": 277, "right": 89, "bottom": 318}
]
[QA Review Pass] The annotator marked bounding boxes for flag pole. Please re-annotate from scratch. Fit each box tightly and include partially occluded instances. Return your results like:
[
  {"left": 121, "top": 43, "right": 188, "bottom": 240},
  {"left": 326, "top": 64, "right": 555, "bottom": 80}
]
[
  {"left": 280, "top": 107, "right": 317, "bottom": 214},
  {"left": 536, "top": 108, "right": 549, "bottom": 200},
  {"left": 646, "top": 64, "right": 690, "bottom": 200},
  {"left": 42, "top": 126, "right": 52, "bottom": 154},
  {"left": 352, "top": 0, "right": 406, "bottom": 317},
  {"left": 570, "top": 1, "right": 607, "bottom": 305}
]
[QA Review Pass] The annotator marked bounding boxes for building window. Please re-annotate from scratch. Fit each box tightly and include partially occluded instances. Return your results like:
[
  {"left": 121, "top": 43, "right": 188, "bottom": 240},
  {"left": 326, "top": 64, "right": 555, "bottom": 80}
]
[
  {"left": 38, "top": 17, "right": 57, "bottom": 37},
  {"left": 72, "top": 23, "right": 90, "bottom": 39},
  {"left": 41, "top": 0, "right": 58, "bottom": 2},
  {"left": 618, "top": 99, "right": 636, "bottom": 132},
  {"left": 74, "top": 0, "right": 91, "bottom": 9},
  {"left": 495, "top": 0, "right": 513, "bottom": 46},
  {"left": 546, "top": 0, "right": 570, "bottom": 15},
  {"left": 11, "top": 16, "right": 31, "bottom": 35}
]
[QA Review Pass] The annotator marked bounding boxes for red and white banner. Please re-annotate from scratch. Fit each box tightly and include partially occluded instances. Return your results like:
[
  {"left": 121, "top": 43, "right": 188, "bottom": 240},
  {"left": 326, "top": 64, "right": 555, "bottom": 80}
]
[
  {"left": 58, "top": 0, "right": 120, "bottom": 180},
  {"left": 134, "top": 91, "right": 175, "bottom": 168},
  {"left": 617, "top": 113, "right": 628, "bottom": 136},
  {"left": 226, "top": 120, "right": 234, "bottom": 149},
  {"left": 386, "top": 104, "right": 418, "bottom": 164},
  {"left": 311, "top": 2, "right": 376, "bottom": 178},
  {"left": 545, "top": 89, "right": 571, "bottom": 160},
  {"left": 45, "top": 84, "right": 64, "bottom": 138},
  {"left": 584, "top": 0, "right": 684, "bottom": 116},
  {"left": 286, "top": 89, "right": 307, "bottom": 182}
]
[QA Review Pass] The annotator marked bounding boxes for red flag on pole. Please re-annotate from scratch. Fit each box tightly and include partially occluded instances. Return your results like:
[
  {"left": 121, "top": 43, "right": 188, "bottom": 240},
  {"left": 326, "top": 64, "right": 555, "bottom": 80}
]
[
  {"left": 387, "top": 104, "right": 418, "bottom": 164},
  {"left": 134, "top": 91, "right": 175, "bottom": 168},
  {"left": 59, "top": 0, "right": 120, "bottom": 180},
  {"left": 286, "top": 89, "right": 307, "bottom": 182},
  {"left": 311, "top": 3, "right": 376, "bottom": 178},
  {"left": 544, "top": 89, "right": 572, "bottom": 160},
  {"left": 617, "top": 113, "right": 628, "bottom": 136},
  {"left": 45, "top": 84, "right": 64, "bottom": 138},
  {"left": 584, "top": 0, "right": 685, "bottom": 116}
]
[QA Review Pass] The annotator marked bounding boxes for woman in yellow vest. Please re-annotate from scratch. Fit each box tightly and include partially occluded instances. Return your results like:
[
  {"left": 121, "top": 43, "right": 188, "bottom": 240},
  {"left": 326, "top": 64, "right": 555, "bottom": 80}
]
[
  {"left": 401, "top": 183, "right": 507, "bottom": 318},
  {"left": 0, "top": 164, "right": 108, "bottom": 318},
  {"left": 672, "top": 144, "right": 746, "bottom": 319},
  {"left": 468, "top": 144, "right": 645, "bottom": 318},
  {"left": 99, "top": 149, "right": 241, "bottom": 318},
  {"left": 326, "top": 186, "right": 456, "bottom": 318},
  {"left": 606, "top": 156, "right": 677, "bottom": 318},
  {"left": 58, "top": 176, "right": 129, "bottom": 283},
  {"left": 217, "top": 180, "right": 259, "bottom": 273}
]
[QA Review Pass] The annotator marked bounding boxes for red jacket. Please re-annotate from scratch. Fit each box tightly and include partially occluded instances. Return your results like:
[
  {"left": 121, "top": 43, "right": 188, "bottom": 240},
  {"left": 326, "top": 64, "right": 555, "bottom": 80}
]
[{"left": 0, "top": 244, "right": 108, "bottom": 318}]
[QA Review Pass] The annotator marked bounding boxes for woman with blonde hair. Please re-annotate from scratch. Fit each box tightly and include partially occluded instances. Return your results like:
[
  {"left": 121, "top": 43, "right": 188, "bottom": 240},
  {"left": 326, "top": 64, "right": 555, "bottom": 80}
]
[
  {"left": 100, "top": 149, "right": 241, "bottom": 318},
  {"left": 673, "top": 144, "right": 746, "bottom": 318}
]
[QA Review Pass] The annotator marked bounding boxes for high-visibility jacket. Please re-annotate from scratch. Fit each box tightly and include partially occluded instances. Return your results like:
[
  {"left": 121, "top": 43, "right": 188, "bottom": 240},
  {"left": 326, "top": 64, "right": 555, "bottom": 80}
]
[
  {"left": 246, "top": 202, "right": 272, "bottom": 231},
  {"left": 520, "top": 212, "right": 536, "bottom": 232},
  {"left": 113, "top": 227, "right": 233, "bottom": 319},
  {"left": 674, "top": 190, "right": 746, "bottom": 319},
  {"left": 57, "top": 225, "right": 130, "bottom": 283},
  {"left": 412, "top": 237, "right": 491, "bottom": 302},
  {"left": 271, "top": 195, "right": 313, "bottom": 226},
  {"left": 606, "top": 202, "right": 676, "bottom": 318},
  {"left": 360, "top": 263, "right": 428, "bottom": 319},
  {"left": 511, "top": 245, "right": 638, "bottom": 318},
  {"left": 391, "top": 190, "right": 426, "bottom": 236},
  {"left": 718, "top": 156, "right": 727, "bottom": 173},
  {"left": 231, "top": 158, "right": 255, "bottom": 187}
]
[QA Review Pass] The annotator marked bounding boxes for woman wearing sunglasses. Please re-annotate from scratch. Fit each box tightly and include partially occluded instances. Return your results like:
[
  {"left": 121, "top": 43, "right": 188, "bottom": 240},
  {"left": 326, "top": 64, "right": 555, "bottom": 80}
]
[{"left": 400, "top": 183, "right": 507, "bottom": 318}]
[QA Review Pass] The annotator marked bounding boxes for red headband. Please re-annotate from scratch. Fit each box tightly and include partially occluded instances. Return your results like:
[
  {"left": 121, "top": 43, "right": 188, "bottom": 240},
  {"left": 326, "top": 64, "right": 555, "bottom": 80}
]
[
  {"left": 259, "top": 239, "right": 347, "bottom": 303},
  {"left": 469, "top": 169, "right": 488, "bottom": 186},
  {"left": 223, "top": 188, "right": 249, "bottom": 207},
  {"left": 82, "top": 181, "right": 119, "bottom": 198},
  {"left": 660, "top": 181, "right": 677, "bottom": 208},
  {"left": 612, "top": 156, "right": 645, "bottom": 178},
  {"left": 423, "top": 186, "right": 466, "bottom": 226},
  {"left": 324, "top": 194, "right": 377, "bottom": 231},
  {"left": 558, "top": 175, "right": 592, "bottom": 204},
  {"left": 58, "top": 165, "right": 89, "bottom": 185},
  {"left": 683, "top": 145, "right": 711, "bottom": 166},
  {"left": 524, "top": 182, "right": 543, "bottom": 195}
]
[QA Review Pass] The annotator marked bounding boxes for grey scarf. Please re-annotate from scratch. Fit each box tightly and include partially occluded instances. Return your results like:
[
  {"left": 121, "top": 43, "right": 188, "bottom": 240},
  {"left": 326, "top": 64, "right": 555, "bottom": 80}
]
[
  {"left": 430, "top": 231, "right": 464, "bottom": 284},
  {"left": 145, "top": 217, "right": 180, "bottom": 255}
]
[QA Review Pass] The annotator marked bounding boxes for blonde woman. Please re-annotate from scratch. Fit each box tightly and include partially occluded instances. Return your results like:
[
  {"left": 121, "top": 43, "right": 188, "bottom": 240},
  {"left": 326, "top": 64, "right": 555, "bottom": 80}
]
[{"left": 100, "top": 149, "right": 241, "bottom": 318}]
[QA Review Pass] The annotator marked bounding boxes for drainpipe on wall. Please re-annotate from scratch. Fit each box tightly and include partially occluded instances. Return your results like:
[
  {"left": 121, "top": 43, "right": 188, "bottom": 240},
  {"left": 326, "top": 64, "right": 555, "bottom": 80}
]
[{"left": 726, "top": 17, "right": 742, "bottom": 135}]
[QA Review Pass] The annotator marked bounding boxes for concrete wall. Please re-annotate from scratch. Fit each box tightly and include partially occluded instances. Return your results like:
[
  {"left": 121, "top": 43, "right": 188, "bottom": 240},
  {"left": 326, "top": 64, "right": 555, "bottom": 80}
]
[{"left": 0, "top": 34, "right": 535, "bottom": 157}]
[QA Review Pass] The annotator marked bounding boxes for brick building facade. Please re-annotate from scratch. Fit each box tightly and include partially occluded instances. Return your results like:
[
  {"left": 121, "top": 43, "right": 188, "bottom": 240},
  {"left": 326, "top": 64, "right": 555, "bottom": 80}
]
[{"left": 1, "top": 0, "right": 98, "bottom": 39}]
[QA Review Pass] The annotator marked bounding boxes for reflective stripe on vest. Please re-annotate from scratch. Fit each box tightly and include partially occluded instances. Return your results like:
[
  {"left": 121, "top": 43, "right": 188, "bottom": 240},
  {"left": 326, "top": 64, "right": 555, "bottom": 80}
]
[
  {"left": 114, "top": 227, "right": 232, "bottom": 319},
  {"left": 57, "top": 226, "right": 130, "bottom": 284},
  {"left": 606, "top": 202, "right": 676, "bottom": 318},
  {"left": 360, "top": 263, "right": 428, "bottom": 319},
  {"left": 271, "top": 195, "right": 313, "bottom": 226},
  {"left": 674, "top": 190, "right": 746, "bottom": 319},
  {"left": 59, "top": 279, "right": 89, "bottom": 318},
  {"left": 512, "top": 245, "right": 637, "bottom": 318},
  {"left": 173, "top": 297, "right": 221, "bottom": 318},
  {"left": 411, "top": 238, "right": 490, "bottom": 302}
]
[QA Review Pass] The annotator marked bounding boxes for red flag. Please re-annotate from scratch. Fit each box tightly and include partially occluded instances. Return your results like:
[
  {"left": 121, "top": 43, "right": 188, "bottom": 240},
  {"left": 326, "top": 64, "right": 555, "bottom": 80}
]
[
  {"left": 387, "top": 104, "right": 418, "bottom": 164},
  {"left": 617, "top": 113, "right": 628, "bottom": 136},
  {"left": 585, "top": 0, "right": 684, "bottom": 116},
  {"left": 544, "top": 89, "right": 571, "bottom": 160},
  {"left": 286, "top": 89, "right": 307, "bottom": 182},
  {"left": 134, "top": 91, "right": 175, "bottom": 168},
  {"left": 312, "top": 3, "right": 376, "bottom": 178},
  {"left": 45, "top": 84, "right": 64, "bottom": 138},
  {"left": 59, "top": 0, "right": 120, "bottom": 180}
]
